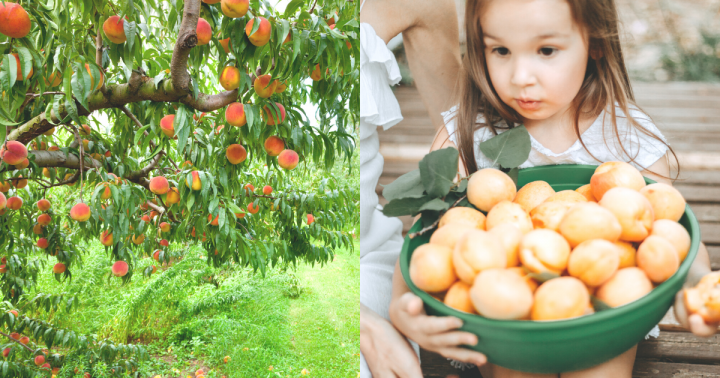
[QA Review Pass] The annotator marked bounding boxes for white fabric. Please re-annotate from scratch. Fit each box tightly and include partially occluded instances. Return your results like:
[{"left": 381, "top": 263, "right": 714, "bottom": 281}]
[
  {"left": 442, "top": 104, "right": 669, "bottom": 171},
  {"left": 360, "top": 22, "right": 420, "bottom": 378}
]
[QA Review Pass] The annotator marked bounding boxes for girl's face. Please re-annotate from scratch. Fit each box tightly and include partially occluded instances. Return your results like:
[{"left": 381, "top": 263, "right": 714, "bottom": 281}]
[{"left": 481, "top": 0, "right": 589, "bottom": 122}]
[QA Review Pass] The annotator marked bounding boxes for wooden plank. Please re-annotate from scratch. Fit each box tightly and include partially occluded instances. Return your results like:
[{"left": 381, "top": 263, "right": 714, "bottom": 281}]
[
  {"left": 709, "top": 246, "right": 720, "bottom": 271},
  {"left": 633, "top": 360, "right": 720, "bottom": 377},
  {"left": 677, "top": 171, "right": 720, "bottom": 186},
  {"left": 675, "top": 185, "right": 720, "bottom": 203},
  {"left": 689, "top": 205, "right": 720, "bottom": 223},
  {"left": 637, "top": 331, "right": 720, "bottom": 364}
]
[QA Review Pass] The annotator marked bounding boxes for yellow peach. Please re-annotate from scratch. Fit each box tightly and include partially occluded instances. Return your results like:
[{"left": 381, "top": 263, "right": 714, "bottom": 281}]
[
  {"left": 543, "top": 190, "right": 588, "bottom": 204},
  {"left": 558, "top": 202, "right": 622, "bottom": 247},
  {"left": 529, "top": 201, "right": 575, "bottom": 232},
  {"left": 567, "top": 239, "right": 620, "bottom": 287},
  {"left": 596, "top": 267, "right": 653, "bottom": 307},
  {"left": 598, "top": 187, "right": 654, "bottom": 242},
  {"left": 636, "top": 235, "right": 680, "bottom": 283},
  {"left": 409, "top": 243, "right": 457, "bottom": 293},
  {"left": 531, "top": 277, "right": 590, "bottom": 321},
  {"left": 513, "top": 180, "right": 555, "bottom": 213},
  {"left": 437, "top": 206, "right": 486, "bottom": 229},
  {"left": 590, "top": 161, "right": 646, "bottom": 201},
  {"left": 444, "top": 281, "right": 475, "bottom": 313},
  {"left": 466, "top": 168, "right": 516, "bottom": 212},
  {"left": 453, "top": 230, "right": 506, "bottom": 285},
  {"left": 429, "top": 225, "right": 475, "bottom": 251},
  {"left": 470, "top": 268, "right": 533, "bottom": 320},
  {"left": 649, "top": 219, "right": 691, "bottom": 262},
  {"left": 639, "top": 183, "right": 686, "bottom": 222},
  {"left": 485, "top": 201, "right": 533, "bottom": 234},
  {"left": 487, "top": 223, "right": 523, "bottom": 267},
  {"left": 519, "top": 229, "right": 571, "bottom": 275},
  {"left": 575, "top": 184, "right": 597, "bottom": 202},
  {"left": 615, "top": 241, "right": 637, "bottom": 269}
]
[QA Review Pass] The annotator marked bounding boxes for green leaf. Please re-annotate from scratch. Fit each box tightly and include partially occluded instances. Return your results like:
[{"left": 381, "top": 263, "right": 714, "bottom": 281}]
[
  {"left": 14, "top": 47, "right": 32, "bottom": 81},
  {"left": 382, "top": 169, "right": 424, "bottom": 202},
  {"left": 526, "top": 271, "right": 560, "bottom": 283},
  {"left": 418, "top": 198, "right": 449, "bottom": 212},
  {"left": 125, "top": 21, "right": 137, "bottom": 50},
  {"left": 591, "top": 295, "right": 613, "bottom": 312},
  {"left": 381, "top": 195, "right": 431, "bottom": 217},
  {"left": 419, "top": 147, "right": 458, "bottom": 198},
  {"left": 479, "top": 125, "right": 531, "bottom": 168}
]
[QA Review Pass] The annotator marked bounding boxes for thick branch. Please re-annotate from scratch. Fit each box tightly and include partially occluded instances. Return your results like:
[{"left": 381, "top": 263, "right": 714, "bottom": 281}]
[
  {"left": 170, "top": 0, "right": 202, "bottom": 93},
  {"left": 29, "top": 150, "right": 103, "bottom": 169}
]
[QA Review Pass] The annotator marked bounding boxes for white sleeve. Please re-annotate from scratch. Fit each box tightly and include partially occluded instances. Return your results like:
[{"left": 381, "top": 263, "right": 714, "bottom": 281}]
[
  {"left": 441, "top": 106, "right": 460, "bottom": 146},
  {"left": 626, "top": 110, "right": 669, "bottom": 170}
]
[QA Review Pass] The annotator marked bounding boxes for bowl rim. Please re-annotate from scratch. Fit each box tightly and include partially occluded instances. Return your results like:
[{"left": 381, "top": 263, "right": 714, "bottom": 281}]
[{"left": 400, "top": 164, "right": 701, "bottom": 330}]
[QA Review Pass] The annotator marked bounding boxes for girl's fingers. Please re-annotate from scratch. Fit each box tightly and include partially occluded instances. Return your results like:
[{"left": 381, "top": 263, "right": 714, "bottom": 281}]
[
  {"left": 404, "top": 292, "right": 425, "bottom": 316},
  {"left": 426, "top": 330, "right": 478, "bottom": 349},
  {"left": 418, "top": 315, "right": 464, "bottom": 334},
  {"left": 435, "top": 346, "right": 488, "bottom": 367}
]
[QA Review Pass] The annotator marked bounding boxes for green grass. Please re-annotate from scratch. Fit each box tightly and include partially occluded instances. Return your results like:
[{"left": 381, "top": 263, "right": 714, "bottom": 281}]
[{"left": 27, "top": 239, "right": 360, "bottom": 378}]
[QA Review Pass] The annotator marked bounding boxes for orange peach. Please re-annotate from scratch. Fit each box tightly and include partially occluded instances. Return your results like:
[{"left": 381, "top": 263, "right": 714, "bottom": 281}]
[
  {"left": 84, "top": 63, "right": 103, "bottom": 90},
  {"left": 221, "top": 0, "right": 249, "bottom": 18},
  {"left": 44, "top": 72, "right": 62, "bottom": 87},
  {"left": 575, "top": 184, "right": 597, "bottom": 202},
  {"left": 275, "top": 81, "right": 287, "bottom": 93},
  {"left": 245, "top": 17, "right": 272, "bottom": 46},
  {"left": 53, "top": 263, "right": 66, "bottom": 274},
  {"left": 0, "top": 3, "right": 31, "bottom": 39},
  {"left": 310, "top": 64, "right": 322, "bottom": 81},
  {"left": 470, "top": 268, "right": 533, "bottom": 320},
  {"left": 12, "top": 175, "right": 26, "bottom": 189},
  {"left": 307, "top": 214, "right": 315, "bottom": 225},
  {"left": 132, "top": 234, "right": 145, "bottom": 245},
  {"left": 208, "top": 213, "right": 219, "bottom": 226},
  {"left": 443, "top": 281, "right": 475, "bottom": 313},
  {"left": 262, "top": 185, "right": 272, "bottom": 195},
  {"left": 1, "top": 140, "right": 28, "bottom": 165},
  {"left": 196, "top": 17, "right": 212, "bottom": 45},
  {"left": 639, "top": 183, "right": 686, "bottom": 222},
  {"left": 263, "top": 103, "right": 286, "bottom": 125},
  {"left": 247, "top": 202, "right": 259, "bottom": 214},
  {"left": 160, "top": 115, "right": 175, "bottom": 138},
  {"left": 529, "top": 201, "right": 575, "bottom": 232},
  {"left": 79, "top": 124, "right": 92, "bottom": 136},
  {"left": 278, "top": 149, "right": 299, "bottom": 170},
  {"left": 254, "top": 74, "right": 277, "bottom": 98},
  {"left": 485, "top": 201, "right": 533, "bottom": 234},
  {"left": 596, "top": 267, "right": 653, "bottom": 307},
  {"left": 264, "top": 136, "right": 285, "bottom": 156},
  {"left": 37, "top": 213, "right": 51, "bottom": 226},
  {"left": 519, "top": 229, "right": 571, "bottom": 275},
  {"left": 166, "top": 187, "right": 180, "bottom": 204},
  {"left": 507, "top": 266, "right": 539, "bottom": 292},
  {"left": 160, "top": 222, "right": 171, "bottom": 233},
  {"left": 219, "top": 38, "right": 231, "bottom": 54},
  {"left": 0, "top": 180, "right": 10, "bottom": 192},
  {"left": 590, "top": 161, "right": 646, "bottom": 201},
  {"left": 453, "top": 230, "right": 506, "bottom": 284},
  {"left": 513, "top": 180, "right": 555, "bottom": 213},
  {"left": 100, "top": 230, "right": 113, "bottom": 246},
  {"left": 37, "top": 238, "right": 48, "bottom": 249},
  {"left": 599, "top": 187, "right": 654, "bottom": 242},
  {"left": 99, "top": 183, "right": 111, "bottom": 200},
  {"left": 429, "top": 225, "right": 475, "bottom": 251},
  {"left": 103, "top": 15, "right": 126, "bottom": 44},
  {"left": 0, "top": 192, "right": 5, "bottom": 210},
  {"left": 615, "top": 241, "right": 637, "bottom": 269},
  {"left": 112, "top": 261, "right": 128, "bottom": 277},
  {"left": 568, "top": 239, "right": 620, "bottom": 287},
  {"left": 558, "top": 202, "right": 622, "bottom": 247},
  {"left": 683, "top": 272, "right": 720, "bottom": 323},
  {"left": 225, "top": 102, "right": 247, "bottom": 127},
  {"left": 437, "top": 206, "right": 486, "bottom": 229},
  {"left": 467, "top": 168, "right": 516, "bottom": 212},
  {"left": 531, "top": 277, "right": 590, "bottom": 321},
  {"left": 226, "top": 144, "right": 247, "bottom": 164},
  {"left": 543, "top": 190, "right": 588, "bottom": 204},
  {"left": 487, "top": 223, "right": 523, "bottom": 267},
  {"left": 186, "top": 171, "right": 202, "bottom": 191},
  {"left": 149, "top": 176, "right": 169, "bottom": 195},
  {"left": 636, "top": 235, "right": 680, "bottom": 283},
  {"left": 14, "top": 158, "right": 28, "bottom": 169},
  {"left": 7, "top": 196, "right": 22, "bottom": 210},
  {"left": 649, "top": 219, "right": 691, "bottom": 262},
  {"left": 220, "top": 66, "right": 241, "bottom": 90}
]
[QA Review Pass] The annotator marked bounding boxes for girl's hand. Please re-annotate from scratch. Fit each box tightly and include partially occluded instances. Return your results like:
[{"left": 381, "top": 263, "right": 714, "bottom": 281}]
[
  {"left": 361, "top": 304, "right": 423, "bottom": 378},
  {"left": 389, "top": 291, "right": 488, "bottom": 367},
  {"left": 674, "top": 285, "right": 719, "bottom": 337}
]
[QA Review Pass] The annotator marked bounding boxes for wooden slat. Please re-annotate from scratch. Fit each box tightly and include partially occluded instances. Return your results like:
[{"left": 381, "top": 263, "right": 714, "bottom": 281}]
[
  {"left": 676, "top": 185, "right": 720, "bottom": 203},
  {"left": 637, "top": 331, "right": 720, "bottom": 364},
  {"left": 632, "top": 360, "right": 720, "bottom": 377},
  {"left": 677, "top": 171, "right": 720, "bottom": 186}
]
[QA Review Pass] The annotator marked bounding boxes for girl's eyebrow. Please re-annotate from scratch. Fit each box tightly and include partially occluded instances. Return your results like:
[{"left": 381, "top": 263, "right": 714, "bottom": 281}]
[{"left": 483, "top": 32, "right": 569, "bottom": 41}]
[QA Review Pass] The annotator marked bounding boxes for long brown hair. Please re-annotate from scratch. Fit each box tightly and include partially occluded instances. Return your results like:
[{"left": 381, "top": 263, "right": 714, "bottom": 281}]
[{"left": 453, "top": 0, "right": 678, "bottom": 179}]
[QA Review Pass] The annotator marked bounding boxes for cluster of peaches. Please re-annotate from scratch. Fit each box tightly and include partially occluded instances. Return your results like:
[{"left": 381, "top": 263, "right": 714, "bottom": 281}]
[{"left": 410, "top": 161, "right": 694, "bottom": 321}]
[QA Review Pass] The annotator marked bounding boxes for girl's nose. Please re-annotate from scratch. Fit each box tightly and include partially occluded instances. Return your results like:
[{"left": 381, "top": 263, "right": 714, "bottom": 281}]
[{"left": 510, "top": 56, "right": 537, "bottom": 88}]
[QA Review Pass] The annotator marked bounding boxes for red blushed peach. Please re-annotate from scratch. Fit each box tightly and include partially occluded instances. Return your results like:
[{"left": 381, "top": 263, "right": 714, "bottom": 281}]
[
  {"left": 590, "top": 161, "right": 646, "bottom": 201},
  {"left": 186, "top": 171, "right": 202, "bottom": 191},
  {"left": 529, "top": 201, "right": 575, "bottom": 232},
  {"left": 221, "top": 0, "right": 249, "bottom": 18},
  {"left": 519, "top": 229, "right": 571, "bottom": 275},
  {"left": 575, "top": 184, "right": 597, "bottom": 202},
  {"left": 226, "top": 144, "right": 247, "bottom": 164},
  {"left": 639, "top": 183, "right": 686, "bottom": 222},
  {"left": 488, "top": 223, "right": 523, "bottom": 267},
  {"left": 149, "top": 176, "right": 169, "bottom": 195},
  {"left": 37, "top": 213, "right": 51, "bottom": 226},
  {"left": 100, "top": 230, "right": 113, "bottom": 246},
  {"left": 0, "top": 3, "right": 31, "bottom": 39},
  {"left": 558, "top": 202, "right": 622, "bottom": 247},
  {"left": 160, "top": 115, "right": 175, "bottom": 137},
  {"left": 263, "top": 185, "right": 272, "bottom": 195},
  {"left": 99, "top": 183, "right": 111, "bottom": 200},
  {"left": 219, "top": 66, "right": 241, "bottom": 91},
  {"left": 219, "top": 38, "right": 231, "bottom": 54},
  {"left": 429, "top": 225, "right": 475, "bottom": 251},
  {"left": 636, "top": 235, "right": 680, "bottom": 283},
  {"left": 466, "top": 168, "right": 517, "bottom": 212},
  {"left": 444, "top": 281, "right": 475, "bottom": 313},
  {"left": 599, "top": 187, "right": 654, "bottom": 242},
  {"left": 596, "top": 267, "right": 654, "bottom": 307},
  {"left": 79, "top": 124, "right": 92, "bottom": 136},
  {"left": 453, "top": 229, "right": 506, "bottom": 285},
  {"left": 112, "top": 261, "right": 128, "bottom": 277},
  {"left": 53, "top": 263, "right": 66, "bottom": 274},
  {"left": 531, "top": 277, "right": 590, "bottom": 321},
  {"left": 263, "top": 103, "right": 286, "bottom": 125},
  {"left": 650, "top": 219, "right": 691, "bottom": 262},
  {"left": 307, "top": 214, "right": 314, "bottom": 225},
  {"left": 275, "top": 81, "right": 288, "bottom": 93},
  {"left": 568, "top": 239, "right": 620, "bottom": 287},
  {"left": 409, "top": 243, "right": 457, "bottom": 293},
  {"left": 196, "top": 17, "right": 212, "bottom": 46},
  {"left": 70, "top": 203, "right": 91, "bottom": 222},
  {"left": 278, "top": 149, "right": 299, "bottom": 170},
  {"left": 12, "top": 175, "right": 27, "bottom": 189},
  {"left": 247, "top": 202, "right": 259, "bottom": 214},
  {"left": 1, "top": 140, "right": 28, "bottom": 165},
  {"left": 514, "top": 180, "right": 555, "bottom": 213},
  {"left": 7, "top": 196, "right": 22, "bottom": 210},
  {"left": 310, "top": 64, "right": 322, "bottom": 81},
  {"left": 244, "top": 183, "right": 255, "bottom": 194},
  {"left": 264, "top": 136, "right": 285, "bottom": 156},
  {"left": 160, "top": 222, "right": 171, "bottom": 233},
  {"left": 245, "top": 17, "right": 272, "bottom": 46},
  {"left": 37, "top": 238, "right": 48, "bottom": 249},
  {"left": 254, "top": 74, "right": 277, "bottom": 98},
  {"left": 103, "top": 15, "right": 126, "bottom": 44},
  {"left": 438, "top": 206, "right": 486, "bottom": 229},
  {"left": 0, "top": 192, "right": 5, "bottom": 210},
  {"left": 486, "top": 201, "right": 533, "bottom": 234},
  {"left": 225, "top": 102, "right": 247, "bottom": 127},
  {"left": 165, "top": 187, "right": 180, "bottom": 204},
  {"left": 470, "top": 268, "right": 533, "bottom": 320}
]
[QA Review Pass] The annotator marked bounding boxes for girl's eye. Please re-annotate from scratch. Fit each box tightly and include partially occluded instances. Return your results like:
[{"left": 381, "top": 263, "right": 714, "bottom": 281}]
[
  {"left": 539, "top": 47, "right": 556, "bottom": 56},
  {"left": 492, "top": 47, "right": 509, "bottom": 56}
]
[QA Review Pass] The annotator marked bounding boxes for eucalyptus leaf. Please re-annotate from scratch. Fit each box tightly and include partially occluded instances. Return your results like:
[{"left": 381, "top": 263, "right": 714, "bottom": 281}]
[
  {"left": 381, "top": 195, "right": 431, "bottom": 217},
  {"left": 479, "top": 125, "right": 531, "bottom": 168},
  {"left": 418, "top": 198, "right": 449, "bottom": 212},
  {"left": 419, "top": 147, "right": 458, "bottom": 198},
  {"left": 590, "top": 295, "right": 613, "bottom": 312},
  {"left": 382, "top": 169, "right": 425, "bottom": 202},
  {"left": 526, "top": 271, "right": 560, "bottom": 283}
]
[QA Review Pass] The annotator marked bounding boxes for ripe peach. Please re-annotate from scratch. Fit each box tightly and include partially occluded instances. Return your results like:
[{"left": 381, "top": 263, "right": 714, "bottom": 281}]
[
  {"left": 37, "top": 213, "right": 51, "bottom": 226},
  {"left": 409, "top": 243, "right": 456, "bottom": 293},
  {"left": 529, "top": 201, "right": 574, "bottom": 231},
  {"left": 519, "top": 229, "right": 571, "bottom": 275},
  {"left": 219, "top": 37, "right": 231, "bottom": 54},
  {"left": 245, "top": 17, "right": 272, "bottom": 46},
  {"left": 159, "top": 239, "right": 169, "bottom": 247},
  {"left": 514, "top": 180, "right": 555, "bottom": 213},
  {"left": 466, "top": 168, "right": 516, "bottom": 212},
  {"left": 100, "top": 230, "right": 113, "bottom": 246},
  {"left": 221, "top": 0, "right": 249, "bottom": 18},
  {"left": 235, "top": 212, "right": 246, "bottom": 219},
  {"left": 487, "top": 223, "right": 523, "bottom": 267},
  {"left": 37, "top": 238, "right": 48, "bottom": 249},
  {"left": 12, "top": 175, "right": 27, "bottom": 189},
  {"left": 598, "top": 187, "right": 654, "bottom": 242},
  {"left": 132, "top": 234, "right": 145, "bottom": 245},
  {"left": 18, "top": 336, "right": 29, "bottom": 345},
  {"left": 160, "top": 222, "right": 171, "bottom": 233},
  {"left": 149, "top": 176, "right": 169, "bottom": 195},
  {"left": 35, "top": 355, "right": 45, "bottom": 366},
  {"left": 220, "top": 66, "right": 241, "bottom": 90},
  {"left": 196, "top": 17, "right": 212, "bottom": 45},
  {"left": 37, "top": 199, "right": 51, "bottom": 212},
  {"left": 650, "top": 219, "right": 691, "bottom": 262},
  {"left": 310, "top": 64, "right": 322, "bottom": 81},
  {"left": 615, "top": 241, "right": 637, "bottom": 269},
  {"left": 186, "top": 171, "right": 202, "bottom": 191},
  {"left": 0, "top": 265, "right": 6, "bottom": 273},
  {"left": 438, "top": 206, "right": 486, "bottom": 229},
  {"left": 264, "top": 136, "right": 284, "bottom": 156},
  {"left": 141, "top": 215, "right": 151, "bottom": 223},
  {"left": 153, "top": 249, "right": 161, "bottom": 261},
  {"left": 0, "top": 192, "right": 4, "bottom": 210},
  {"left": 263, "top": 103, "right": 286, "bottom": 125},
  {"left": 166, "top": 187, "right": 180, "bottom": 204},
  {"left": 263, "top": 185, "right": 272, "bottom": 195},
  {"left": 485, "top": 200, "right": 533, "bottom": 234},
  {"left": 112, "top": 261, "right": 128, "bottom": 277},
  {"left": 444, "top": 281, "right": 475, "bottom": 313},
  {"left": 470, "top": 268, "right": 533, "bottom": 320},
  {"left": 53, "top": 263, "right": 66, "bottom": 274},
  {"left": 14, "top": 158, "right": 28, "bottom": 169},
  {"left": 531, "top": 277, "right": 590, "bottom": 321},
  {"left": 244, "top": 183, "right": 255, "bottom": 194},
  {"left": 507, "top": 266, "right": 539, "bottom": 292},
  {"left": 683, "top": 272, "right": 720, "bottom": 323},
  {"left": 225, "top": 144, "right": 247, "bottom": 165},
  {"left": 203, "top": 0, "right": 221, "bottom": 3},
  {"left": 590, "top": 161, "right": 646, "bottom": 201},
  {"left": 596, "top": 267, "right": 653, "bottom": 307},
  {"left": 84, "top": 63, "right": 103, "bottom": 90},
  {"left": 0, "top": 180, "right": 10, "bottom": 192},
  {"left": 575, "top": 184, "right": 597, "bottom": 202},
  {"left": 1, "top": 140, "right": 28, "bottom": 165},
  {"left": 0, "top": 3, "right": 31, "bottom": 39},
  {"left": 558, "top": 202, "right": 622, "bottom": 247},
  {"left": 70, "top": 203, "right": 91, "bottom": 221},
  {"left": 639, "top": 183, "right": 686, "bottom": 222},
  {"left": 99, "top": 183, "right": 111, "bottom": 200},
  {"left": 160, "top": 115, "right": 175, "bottom": 137},
  {"left": 453, "top": 229, "right": 506, "bottom": 284},
  {"left": 103, "top": 15, "right": 126, "bottom": 44},
  {"left": 278, "top": 149, "right": 299, "bottom": 170},
  {"left": 7, "top": 196, "right": 22, "bottom": 210},
  {"left": 225, "top": 102, "right": 247, "bottom": 126},
  {"left": 543, "top": 190, "right": 588, "bottom": 204},
  {"left": 429, "top": 225, "right": 475, "bottom": 251},
  {"left": 247, "top": 202, "right": 259, "bottom": 214},
  {"left": 208, "top": 213, "right": 219, "bottom": 226},
  {"left": 567, "top": 239, "right": 620, "bottom": 287},
  {"left": 275, "top": 80, "right": 287, "bottom": 93},
  {"left": 79, "top": 124, "right": 92, "bottom": 136},
  {"left": 636, "top": 235, "right": 680, "bottom": 283},
  {"left": 254, "top": 74, "right": 277, "bottom": 98},
  {"left": 307, "top": 214, "right": 315, "bottom": 225}
]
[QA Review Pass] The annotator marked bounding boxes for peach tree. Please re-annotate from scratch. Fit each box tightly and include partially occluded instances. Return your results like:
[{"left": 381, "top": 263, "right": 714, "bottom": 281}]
[{"left": 0, "top": 0, "right": 358, "bottom": 375}]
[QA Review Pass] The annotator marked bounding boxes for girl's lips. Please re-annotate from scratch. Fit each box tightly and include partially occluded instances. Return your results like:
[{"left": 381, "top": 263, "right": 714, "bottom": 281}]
[{"left": 516, "top": 99, "right": 541, "bottom": 110}]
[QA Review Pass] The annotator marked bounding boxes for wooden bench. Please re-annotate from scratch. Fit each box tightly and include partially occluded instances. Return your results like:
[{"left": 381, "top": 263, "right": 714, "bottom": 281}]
[{"left": 377, "top": 82, "right": 720, "bottom": 377}]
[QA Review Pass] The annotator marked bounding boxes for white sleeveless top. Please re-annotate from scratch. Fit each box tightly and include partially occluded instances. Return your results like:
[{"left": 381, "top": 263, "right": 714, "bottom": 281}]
[{"left": 442, "top": 105, "right": 669, "bottom": 170}]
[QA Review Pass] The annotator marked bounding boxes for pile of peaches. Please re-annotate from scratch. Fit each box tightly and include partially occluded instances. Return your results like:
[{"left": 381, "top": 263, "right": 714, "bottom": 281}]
[{"left": 409, "top": 161, "right": 701, "bottom": 321}]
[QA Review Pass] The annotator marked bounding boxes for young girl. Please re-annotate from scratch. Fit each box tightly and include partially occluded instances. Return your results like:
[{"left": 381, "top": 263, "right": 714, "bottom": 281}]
[{"left": 388, "top": 0, "right": 717, "bottom": 376}]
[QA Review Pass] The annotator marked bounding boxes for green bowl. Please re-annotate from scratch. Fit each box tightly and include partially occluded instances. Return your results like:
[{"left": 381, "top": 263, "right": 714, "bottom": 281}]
[{"left": 400, "top": 164, "right": 700, "bottom": 373}]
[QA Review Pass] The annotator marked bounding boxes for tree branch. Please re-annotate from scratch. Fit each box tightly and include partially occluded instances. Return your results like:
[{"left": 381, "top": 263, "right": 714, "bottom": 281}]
[
  {"left": 0, "top": 331, "right": 34, "bottom": 352},
  {"left": 170, "top": 0, "right": 202, "bottom": 94}
]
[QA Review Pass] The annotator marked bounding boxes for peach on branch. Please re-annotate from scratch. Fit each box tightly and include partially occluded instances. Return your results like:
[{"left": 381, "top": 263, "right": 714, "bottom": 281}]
[
  {"left": 160, "top": 222, "right": 171, "bottom": 232},
  {"left": 208, "top": 213, "right": 219, "bottom": 226},
  {"left": 112, "top": 261, "right": 128, "bottom": 277},
  {"left": 160, "top": 239, "right": 169, "bottom": 246},
  {"left": 598, "top": 187, "right": 654, "bottom": 242},
  {"left": 13, "top": 175, "right": 27, "bottom": 189},
  {"left": 0, "top": 180, "right": 11, "bottom": 192},
  {"left": 53, "top": 263, "right": 66, "bottom": 274},
  {"left": 37, "top": 238, "right": 48, "bottom": 249},
  {"left": 226, "top": 144, "right": 247, "bottom": 164},
  {"left": 3, "top": 53, "right": 32, "bottom": 80},
  {"left": 166, "top": 187, "right": 180, "bottom": 204},
  {"left": 33, "top": 224, "right": 44, "bottom": 234},
  {"left": 254, "top": 74, "right": 277, "bottom": 98},
  {"left": 103, "top": 15, "right": 126, "bottom": 43},
  {"left": 235, "top": 211, "right": 246, "bottom": 219},
  {"left": 70, "top": 203, "right": 91, "bottom": 222},
  {"left": 0, "top": 192, "right": 5, "bottom": 210},
  {"left": 132, "top": 234, "right": 145, "bottom": 245},
  {"left": 160, "top": 115, "right": 175, "bottom": 137},
  {"left": 278, "top": 149, "right": 299, "bottom": 170},
  {"left": 149, "top": 176, "right": 170, "bottom": 195},
  {"left": 14, "top": 158, "right": 28, "bottom": 169},
  {"left": 513, "top": 180, "right": 555, "bottom": 213},
  {"left": 42, "top": 168, "right": 53, "bottom": 178},
  {"left": 196, "top": 17, "right": 212, "bottom": 45},
  {"left": 639, "top": 183, "right": 686, "bottom": 222},
  {"left": 245, "top": 17, "right": 272, "bottom": 46},
  {"left": 18, "top": 336, "right": 29, "bottom": 345},
  {"left": 485, "top": 200, "right": 533, "bottom": 234},
  {"left": 650, "top": 219, "right": 691, "bottom": 262},
  {"left": 37, "top": 213, "right": 51, "bottom": 226},
  {"left": 247, "top": 202, "right": 259, "bottom": 214},
  {"left": 264, "top": 136, "right": 285, "bottom": 157},
  {"left": 275, "top": 81, "right": 288, "bottom": 93},
  {"left": 100, "top": 230, "right": 113, "bottom": 246},
  {"left": 0, "top": 3, "right": 31, "bottom": 39},
  {"left": 79, "top": 124, "right": 92, "bottom": 135},
  {"left": 153, "top": 250, "right": 161, "bottom": 261},
  {"left": 150, "top": 210, "right": 159, "bottom": 219},
  {"left": 531, "top": 277, "right": 590, "bottom": 321},
  {"left": 186, "top": 171, "right": 202, "bottom": 191},
  {"left": 225, "top": 102, "right": 247, "bottom": 126},
  {"left": 596, "top": 267, "right": 653, "bottom": 307},
  {"left": 519, "top": 229, "right": 571, "bottom": 275},
  {"left": 558, "top": 202, "right": 622, "bottom": 247},
  {"left": 1, "top": 140, "right": 28, "bottom": 165},
  {"left": 64, "top": 173, "right": 76, "bottom": 186},
  {"left": 470, "top": 268, "right": 533, "bottom": 320},
  {"left": 49, "top": 146, "right": 59, "bottom": 151},
  {"left": 307, "top": 214, "right": 314, "bottom": 225},
  {"left": 263, "top": 185, "right": 272, "bottom": 195},
  {"left": 7, "top": 196, "right": 22, "bottom": 210},
  {"left": 84, "top": 63, "right": 104, "bottom": 90},
  {"left": 453, "top": 229, "right": 506, "bottom": 284},
  {"left": 590, "top": 161, "right": 646, "bottom": 201},
  {"left": 263, "top": 103, "right": 286, "bottom": 125},
  {"left": 636, "top": 235, "right": 680, "bottom": 283},
  {"left": 99, "top": 183, "right": 111, "bottom": 200},
  {"left": 310, "top": 64, "right": 322, "bottom": 81},
  {"left": 141, "top": 215, "right": 151, "bottom": 223},
  {"left": 221, "top": 0, "right": 249, "bottom": 18},
  {"left": 409, "top": 243, "right": 456, "bottom": 293},
  {"left": 467, "top": 168, "right": 516, "bottom": 212},
  {"left": 567, "top": 239, "right": 620, "bottom": 287},
  {"left": 219, "top": 38, "right": 231, "bottom": 53},
  {"left": 44, "top": 127, "right": 56, "bottom": 136},
  {"left": 220, "top": 66, "right": 241, "bottom": 90},
  {"left": 35, "top": 355, "right": 45, "bottom": 366}
]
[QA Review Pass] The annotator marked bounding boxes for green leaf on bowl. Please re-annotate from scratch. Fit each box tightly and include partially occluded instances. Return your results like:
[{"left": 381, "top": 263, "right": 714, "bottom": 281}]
[
  {"left": 479, "top": 125, "right": 531, "bottom": 169},
  {"left": 527, "top": 271, "right": 560, "bottom": 283},
  {"left": 382, "top": 169, "right": 425, "bottom": 202},
  {"left": 455, "top": 178, "right": 468, "bottom": 193},
  {"left": 419, "top": 147, "right": 458, "bottom": 197},
  {"left": 590, "top": 295, "right": 613, "bottom": 312},
  {"left": 420, "top": 210, "right": 440, "bottom": 228},
  {"left": 419, "top": 198, "right": 450, "bottom": 212},
  {"left": 382, "top": 195, "right": 431, "bottom": 217},
  {"left": 506, "top": 167, "right": 519, "bottom": 186}
]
